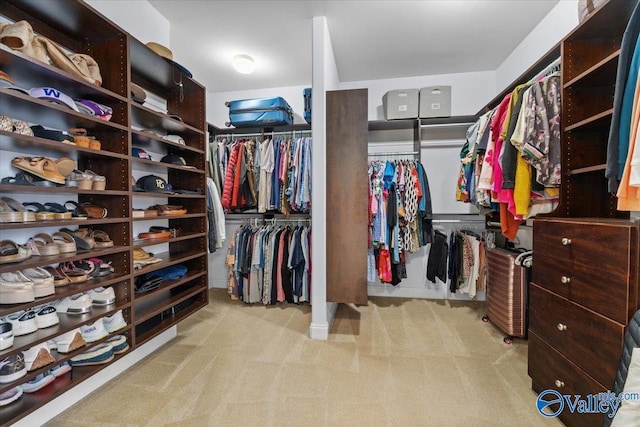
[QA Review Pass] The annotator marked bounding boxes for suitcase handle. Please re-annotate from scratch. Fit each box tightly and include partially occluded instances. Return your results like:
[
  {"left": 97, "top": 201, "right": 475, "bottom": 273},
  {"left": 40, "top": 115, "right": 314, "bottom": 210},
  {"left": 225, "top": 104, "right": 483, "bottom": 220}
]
[{"left": 225, "top": 101, "right": 230, "bottom": 107}]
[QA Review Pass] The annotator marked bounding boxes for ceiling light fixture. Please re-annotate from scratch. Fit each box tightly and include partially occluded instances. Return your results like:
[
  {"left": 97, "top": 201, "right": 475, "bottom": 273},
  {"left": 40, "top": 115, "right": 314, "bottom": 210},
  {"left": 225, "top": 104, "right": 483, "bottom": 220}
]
[{"left": 232, "top": 54, "right": 256, "bottom": 74}]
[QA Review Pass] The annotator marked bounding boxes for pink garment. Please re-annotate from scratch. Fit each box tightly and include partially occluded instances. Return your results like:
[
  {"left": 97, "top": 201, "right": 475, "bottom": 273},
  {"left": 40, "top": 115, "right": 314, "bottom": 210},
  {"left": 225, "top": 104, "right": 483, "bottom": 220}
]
[{"left": 276, "top": 230, "right": 287, "bottom": 302}]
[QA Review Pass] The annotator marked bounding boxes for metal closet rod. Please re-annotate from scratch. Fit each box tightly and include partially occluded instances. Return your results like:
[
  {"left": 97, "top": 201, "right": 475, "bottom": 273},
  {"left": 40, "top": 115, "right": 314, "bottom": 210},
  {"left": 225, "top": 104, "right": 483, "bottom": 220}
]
[
  {"left": 216, "top": 130, "right": 312, "bottom": 138},
  {"left": 368, "top": 151, "right": 419, "bottom": 156}
]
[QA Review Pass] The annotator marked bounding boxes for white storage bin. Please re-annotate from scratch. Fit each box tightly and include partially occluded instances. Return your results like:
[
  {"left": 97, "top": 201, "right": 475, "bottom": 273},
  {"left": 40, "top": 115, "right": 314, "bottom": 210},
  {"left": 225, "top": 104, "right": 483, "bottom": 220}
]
[
  {"left": 382, "top": 89, "right": 419, "bottom": 120},
  {"left": 419, "top": 86, "right": 451, "bottom": 118}
]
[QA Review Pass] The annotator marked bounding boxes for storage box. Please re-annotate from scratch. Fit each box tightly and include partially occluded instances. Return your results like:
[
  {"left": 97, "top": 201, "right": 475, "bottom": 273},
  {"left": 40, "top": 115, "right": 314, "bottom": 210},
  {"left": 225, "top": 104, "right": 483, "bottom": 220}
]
[
  {"left": 382, "top": 89, "right": 419, "bottom": 120},
  {"left": 419, "top": 86, "right": 451, "bottom": 118}
]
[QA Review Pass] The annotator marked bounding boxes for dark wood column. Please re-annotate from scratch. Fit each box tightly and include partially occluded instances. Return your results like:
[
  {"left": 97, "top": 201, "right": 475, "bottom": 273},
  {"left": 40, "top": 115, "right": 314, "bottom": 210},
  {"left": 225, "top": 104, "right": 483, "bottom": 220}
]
[{"left": 326, "top": 88, "right": 369, "bottom": 305}]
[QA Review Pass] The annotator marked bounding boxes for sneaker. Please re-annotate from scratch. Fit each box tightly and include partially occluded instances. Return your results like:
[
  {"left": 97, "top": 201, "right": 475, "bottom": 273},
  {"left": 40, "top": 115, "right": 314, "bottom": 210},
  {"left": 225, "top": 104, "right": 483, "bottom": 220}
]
[
  {"left": 21, "top": 267, "right": 55, "bottom": 298},
  {"left": 21, "top": 372, "right": 55, "bottom": 393},
  {"left": 86, "top": 287, "right": 115, "bottom": 306},
  {"left": 33, "top": 304, "right": 59, "bottom": 329},
  {"left": 103, "top": 310, "right": 127, "bottom": 333},
  {"left": 0, "top": 385, "right": 23, "bottom": 406},
  {"left": 49, "top": 362, "right": 71, "bottom": 377},
  {"left": 23, "top": 342, "right": 55, "bottom": 371},
  {"left": 0, "top": 322, "right": 13, "bottom": 350},
  {"left": 106, "top": 335, "right": 129, "bottom": 354},
  {"left": 54, "top": 293, "right": 92, "bottom": 315},
  {"left": 80, "top": 318, "right": 108, "bottom": 343},
  {"left": 2, "top": 310, "right": 37, "bottom": 336},
  {"left": 0, "top": 353, "right": 26, "bottom": 383},
  {"left": 0, "top": 271, "right": 34, "bottom": 304},
  {"left": 69, "top": 343, "right": 114, "bottom": 367},
  {"left": 47, "top": 329, "right": 86, "bottom": 354}
]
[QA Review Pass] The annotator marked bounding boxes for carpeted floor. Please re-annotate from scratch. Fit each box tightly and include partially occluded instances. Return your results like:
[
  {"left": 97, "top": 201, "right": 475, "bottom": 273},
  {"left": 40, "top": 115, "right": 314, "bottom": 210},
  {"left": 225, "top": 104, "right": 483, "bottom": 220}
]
[{"left": 45, "top": 288, "right": 563, "bottom": 426}]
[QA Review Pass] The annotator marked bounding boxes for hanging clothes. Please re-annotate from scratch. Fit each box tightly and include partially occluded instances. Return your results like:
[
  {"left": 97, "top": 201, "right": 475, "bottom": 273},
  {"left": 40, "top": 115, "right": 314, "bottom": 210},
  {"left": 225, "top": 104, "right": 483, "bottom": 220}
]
[
  {"left": 214, "top": 136, "right": 312, "bottom": 215},
  {"left": 458, "top": 70, "right": 561, "bottom": 241},
  {"left": 368, "top": 159, "right": 433, "bottom": 285},
  {"left": 226, "top": 222, "right": 312, "bottom": 305}
]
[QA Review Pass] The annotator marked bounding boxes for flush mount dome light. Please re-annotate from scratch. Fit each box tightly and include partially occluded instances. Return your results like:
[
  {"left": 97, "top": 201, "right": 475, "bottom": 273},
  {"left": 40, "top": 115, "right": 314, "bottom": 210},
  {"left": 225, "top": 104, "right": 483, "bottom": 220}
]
[{"left": 232, "top": 54, "right": 256, "bottom": 74}]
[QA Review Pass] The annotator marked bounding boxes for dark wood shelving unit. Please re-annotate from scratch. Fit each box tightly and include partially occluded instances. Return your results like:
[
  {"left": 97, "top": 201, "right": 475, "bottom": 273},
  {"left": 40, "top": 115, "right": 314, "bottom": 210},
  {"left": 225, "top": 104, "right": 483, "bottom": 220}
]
[
  {"left": 528, "top": 2, "right": 640, "bottom": 427},
  {"left": 0, "top": 1, "right": 209, "bottom": 425}
]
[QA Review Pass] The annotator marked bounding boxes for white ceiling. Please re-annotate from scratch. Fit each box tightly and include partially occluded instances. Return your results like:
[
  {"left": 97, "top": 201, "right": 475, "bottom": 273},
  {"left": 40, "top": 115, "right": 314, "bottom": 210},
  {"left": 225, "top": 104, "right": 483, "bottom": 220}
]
[{"left": 148, "top": 0, "right": 560, "bottom": 93}]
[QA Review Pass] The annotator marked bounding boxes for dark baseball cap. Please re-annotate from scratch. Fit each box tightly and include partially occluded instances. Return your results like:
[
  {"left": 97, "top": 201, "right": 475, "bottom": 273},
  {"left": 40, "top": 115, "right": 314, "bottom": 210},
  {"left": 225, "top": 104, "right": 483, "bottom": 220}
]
[
  {"left": 160, "top": 155, "right": 196, "bottom": 169},
  {"left": 133, "top": 175, "right": 173, "bottom": 194},
  {"left": 132, "top": 147, "right": 152, "bottom": 160}
]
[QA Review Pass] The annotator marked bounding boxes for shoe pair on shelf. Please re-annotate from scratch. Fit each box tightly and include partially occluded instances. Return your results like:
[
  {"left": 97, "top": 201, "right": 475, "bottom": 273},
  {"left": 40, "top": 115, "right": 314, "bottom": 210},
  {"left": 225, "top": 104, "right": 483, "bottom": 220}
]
[
  {"left": 65, "top": 169, "right": 106, "bottom": 190},
  {"left": 0, "top": 267, "right": 55, "bottom": 304},
  {"left": 0, "top": 115, "right": 32, "bottom": 136}
]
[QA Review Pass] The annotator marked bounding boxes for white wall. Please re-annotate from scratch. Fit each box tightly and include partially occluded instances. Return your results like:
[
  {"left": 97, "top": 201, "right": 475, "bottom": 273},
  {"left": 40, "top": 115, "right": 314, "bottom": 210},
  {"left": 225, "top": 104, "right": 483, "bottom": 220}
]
[
  {"left": 86, "top": 0, "right": 170, "bottom": 46},
  {"left": 495, "top": 0, "right": 578, "bottom": 94},
  {"left": 340, "top": 70, "right": 496, "bottom": 120}
]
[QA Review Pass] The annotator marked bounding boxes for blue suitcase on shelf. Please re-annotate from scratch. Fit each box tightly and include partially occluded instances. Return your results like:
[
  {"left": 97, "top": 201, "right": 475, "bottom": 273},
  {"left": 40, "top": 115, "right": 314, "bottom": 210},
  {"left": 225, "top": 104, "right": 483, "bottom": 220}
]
[
  {"left": 225, "top": 97, "right": 293, "bottom": 128},
  {"left": 303, "top": 88, "right": 311, "bottom": 124}
]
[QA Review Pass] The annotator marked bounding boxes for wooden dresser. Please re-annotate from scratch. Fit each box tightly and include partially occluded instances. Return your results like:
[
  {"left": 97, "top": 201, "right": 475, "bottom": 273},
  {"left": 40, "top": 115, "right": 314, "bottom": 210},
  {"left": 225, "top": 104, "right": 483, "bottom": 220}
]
[{"left": 529, "top": 217, "right": 640, "bottom": 427}]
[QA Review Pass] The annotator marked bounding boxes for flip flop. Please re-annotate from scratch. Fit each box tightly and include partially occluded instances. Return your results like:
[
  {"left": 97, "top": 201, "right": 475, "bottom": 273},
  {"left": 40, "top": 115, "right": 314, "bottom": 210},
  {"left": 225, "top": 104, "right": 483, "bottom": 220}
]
[
  {"left": 90, "top": 230, "right": 114, "bottom": 248},
  {"left": 11, "top": 157, "right": 65, "bottom": 184}
]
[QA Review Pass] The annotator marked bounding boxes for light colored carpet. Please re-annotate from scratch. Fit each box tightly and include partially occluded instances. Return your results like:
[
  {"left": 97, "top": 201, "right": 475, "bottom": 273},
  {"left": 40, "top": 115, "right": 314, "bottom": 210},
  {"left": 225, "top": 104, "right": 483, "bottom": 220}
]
[{"left": 45, "top": 289, "right": 563, "bottom": 426}]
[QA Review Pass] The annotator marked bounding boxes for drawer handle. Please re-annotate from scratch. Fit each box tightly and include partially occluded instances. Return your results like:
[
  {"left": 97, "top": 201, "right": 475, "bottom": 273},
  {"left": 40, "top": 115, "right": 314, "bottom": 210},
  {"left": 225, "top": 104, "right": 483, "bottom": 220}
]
[
  {"left": 561, "top": 276, "right": 571, "bottom": 284},
  {"left": 561, "top": 238, "right": 572, "bottom": 246},
  {"left": 555, "top": 380, "right": 565, "bottom": 388},
  {"left": 557, "top": 323, "right": 567, "bottom": 331}
]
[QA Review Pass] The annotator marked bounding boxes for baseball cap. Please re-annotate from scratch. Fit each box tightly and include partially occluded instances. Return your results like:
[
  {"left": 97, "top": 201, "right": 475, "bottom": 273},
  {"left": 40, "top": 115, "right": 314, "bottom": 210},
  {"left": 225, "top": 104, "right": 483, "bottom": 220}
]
[
  {"left": 29, "top": 87, "right": 80, "bottom": 112},
  {"left": 0, "top": 70, "right": 29, "bottom": 95},
  {"left": 132, "top": 147, "right": 152, "bottom": 160},
  {"left": 163, "top": 134, "right": 185, "bottom": 145},
  {"left": 160, "top": 155, "right": 196, "bottom": 169},
  {"left": 133, "top": 175, "right": 173, "bottom": 194},
  {"left": 131, "top": 83, "right": 146, "bottom": 104}
]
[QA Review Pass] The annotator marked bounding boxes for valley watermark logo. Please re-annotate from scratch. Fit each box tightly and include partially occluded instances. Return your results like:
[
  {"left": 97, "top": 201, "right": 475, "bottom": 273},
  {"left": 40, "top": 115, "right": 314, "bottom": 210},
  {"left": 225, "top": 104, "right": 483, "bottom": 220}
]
[{"left": 536, "top": 389, "right": 640, "bottom": 419}]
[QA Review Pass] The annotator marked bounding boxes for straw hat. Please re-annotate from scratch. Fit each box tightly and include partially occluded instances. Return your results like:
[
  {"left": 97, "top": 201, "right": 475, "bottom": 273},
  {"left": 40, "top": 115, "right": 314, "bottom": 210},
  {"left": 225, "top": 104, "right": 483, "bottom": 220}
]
[
  {"left": 144, "top": 42, "right": 192, "bottom": 78},
  {"left": 145, "top": 42, "right": 173, "bottom": 60}
]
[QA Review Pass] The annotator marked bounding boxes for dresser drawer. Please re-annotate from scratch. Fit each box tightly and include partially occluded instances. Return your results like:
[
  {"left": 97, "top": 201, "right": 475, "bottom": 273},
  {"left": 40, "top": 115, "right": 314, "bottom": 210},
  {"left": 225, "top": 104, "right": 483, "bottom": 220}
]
[
  {"left": 529, "top": 332, "right": 608, "bottom": 427},
  {"left": 529, "top": 284, "right": 624, "bottom": 387},
  {"left": 533, "top": 257, "right": 631, "bottom": 324},
  {"left": 533, "top": 218, "right": 634, "bottom": 278}
]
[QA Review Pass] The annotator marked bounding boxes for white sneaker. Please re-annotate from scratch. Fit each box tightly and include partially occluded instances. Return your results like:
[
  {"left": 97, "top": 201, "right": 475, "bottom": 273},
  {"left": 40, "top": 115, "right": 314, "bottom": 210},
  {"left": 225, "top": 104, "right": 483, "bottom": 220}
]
[
  {"left": 23, "top": 342, "right": 55, "bottom": 371},
  {"left": 2, "top": 310, "right": 37, "bottom": 336},
  {"left": 21, "top": 267, "right": 55, "bottom": 298},
  {"left": 54, "top": 293, "right": 92, "bottom": 315},
  {"left": 47, "top": 329, "right": 86, "bottom": 354},
  {"left": 21, "top": 372, "right": 55, "bottom": 393},
  {"left": 103, "top": 310, "right": 127, "bottom": 333},
  {"left": 86, "top": 287, "right": 115, "bottom": 306},
  {"left": 80, "top": 318, "right": 108, "bottom": 343},
  {"left": 33, "top": 304, "right": 59, "bottom": 329},
  {"left": 0, "top": 271, "right": 34, "bottom": 304},
  {"left": 105, "top": 335, "right": 129, "bottom": 354},
  {"left": 0, "top": 385, "right": 23, "bottom": 406},
  {"left": 0, "top": 322, "right": 13, "bottom": 351}
]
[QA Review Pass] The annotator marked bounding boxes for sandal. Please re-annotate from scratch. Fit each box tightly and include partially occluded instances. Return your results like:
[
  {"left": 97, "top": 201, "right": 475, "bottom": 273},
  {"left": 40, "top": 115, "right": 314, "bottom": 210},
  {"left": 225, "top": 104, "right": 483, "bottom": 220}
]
[
  {"left": 43, "top": 202, "right": 72, "bottom": 220},
  {"left": 81, "top": 203, "right": 107, "bottom": 219},
  {"left": 88, "top": 257, "right": 114, "bottom": 276},
  {"left": 0, "top": 240, "right": 32, "bottom": 264},
  {"left": 64, "top": 201, "right": 89, "bottom": 220},
  {"left": 64, "top": 228, "right": 96, "bottom": 249},
  {"left": 43, "top": 266, "right": 70, "bottom": 287},
  {"left": 61, "top": 260, "right": 99, "bottom": 280},
  {"left": 0, "top": 197, "right": 36, "bottom": 222},
  {"left": 90, "top": 230, "right": 114, "bottom": 248},
  {"left": 85, "top": 170, "right": 106, "bottom": 190},
  {"left": 51, "top": 232, "right": 77, "bottom": 254},
  {"left": 23, "top": 202, "right": 56, "bottom": 221},
  {"left": 11, "top": 156, "right": 65, "bottom": 184},
  {"left": 54, "top": 157, "right": 76, "bottom": 178},
  {"left": 65, "top": 169, "right": 92, "bottom": 190},
  {"left": 154, "top": 204, "right": 187, "bottom": 216},
  {"left": 69, "top": 128, "right": 90, "bottom": 147},
  {"left": 26, "top": 233, "right": 60, "bottom": 256},
  {"left": 0, "top": 171, "right": 36, "bottom": 186},
  {"left": 55, "top": 264, "right": 87, "bottom": 284}
]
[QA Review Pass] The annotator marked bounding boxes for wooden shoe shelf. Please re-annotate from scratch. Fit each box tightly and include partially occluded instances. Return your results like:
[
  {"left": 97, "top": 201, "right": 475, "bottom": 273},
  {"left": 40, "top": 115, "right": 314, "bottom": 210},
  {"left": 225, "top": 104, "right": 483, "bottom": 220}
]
[{"left": 0, "top": 1, "right": 209, "bottom": 425}]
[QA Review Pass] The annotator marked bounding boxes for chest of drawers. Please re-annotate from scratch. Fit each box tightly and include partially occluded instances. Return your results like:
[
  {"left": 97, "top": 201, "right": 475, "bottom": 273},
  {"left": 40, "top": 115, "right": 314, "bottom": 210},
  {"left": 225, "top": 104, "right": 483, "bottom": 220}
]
[{"left": 529, "top": 217, "right": 640, "bottom": 427}]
